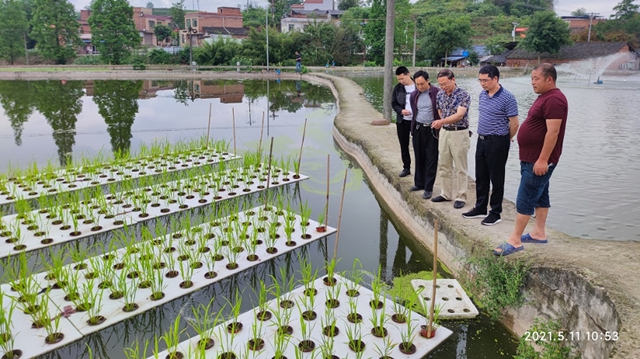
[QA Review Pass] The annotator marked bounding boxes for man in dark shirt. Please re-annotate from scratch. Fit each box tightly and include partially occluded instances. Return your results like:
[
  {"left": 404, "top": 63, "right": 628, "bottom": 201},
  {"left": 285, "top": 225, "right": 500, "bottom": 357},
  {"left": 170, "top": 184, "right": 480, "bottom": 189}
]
[
  {"left": 295, "top": 52, "right": 302, "bottom": 72},
  {"left": 391, "top": 66, "right": 416, "bottom": 178},
  {"left": 494, "top": 63, "right": 568, "bottom": 256},
  {"left": 408, "top": 70, "right": 441, "bottom": 199}
]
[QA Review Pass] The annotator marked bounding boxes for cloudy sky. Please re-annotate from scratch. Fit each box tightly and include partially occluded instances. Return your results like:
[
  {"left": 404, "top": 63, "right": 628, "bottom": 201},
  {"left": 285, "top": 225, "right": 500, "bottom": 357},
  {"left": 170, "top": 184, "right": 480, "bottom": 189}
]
[{"left": 69, "top": 0, "right": 620, "bottom": 18}]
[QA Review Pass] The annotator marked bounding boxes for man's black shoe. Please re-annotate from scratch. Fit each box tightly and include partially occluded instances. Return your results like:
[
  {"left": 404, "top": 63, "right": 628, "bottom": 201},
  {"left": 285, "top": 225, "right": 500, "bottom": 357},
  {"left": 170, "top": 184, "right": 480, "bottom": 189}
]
[
  {"left": 422, "top": 191, "right": 432, "bottom": 199},
  {"left": 431, "top": 195, "right": 450, "bottom": 203},
  {"left": 462, "top": 207, "right": 487, "bottom": 219},
  {"left": 399, "top": 168, "right": 411, "bottom": 177},
  {"left": 453, "top": 200, "right": 466, "bottom": 209},
  {"left": 409, "top": 186, "right": 421, "bottom": 192}
]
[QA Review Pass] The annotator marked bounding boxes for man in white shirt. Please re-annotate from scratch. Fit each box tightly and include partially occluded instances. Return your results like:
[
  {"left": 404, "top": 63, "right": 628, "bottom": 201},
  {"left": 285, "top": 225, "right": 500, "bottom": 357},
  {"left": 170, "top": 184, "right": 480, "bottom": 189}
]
[{"left": 391, "top": 66, "right": 416, "bottom": 178}]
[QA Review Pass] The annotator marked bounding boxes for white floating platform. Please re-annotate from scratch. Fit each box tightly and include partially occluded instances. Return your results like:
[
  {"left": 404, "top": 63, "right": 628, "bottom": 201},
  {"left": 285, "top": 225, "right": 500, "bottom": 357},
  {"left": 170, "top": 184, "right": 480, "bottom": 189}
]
[
  {"left": 411, "top": 279, "right": 479, "bottom": 319},
  {"left": 0, "top": 206, "right": 336, "bottom": 358},
  {"left": 0, "top": 168, "right": 307, "bottom": 259},
  {"left": 0, "top": 149, "right": 240, "bottom": 207},
  {"left": 149, "top": 275, "right": 453, "bottom": 359}
]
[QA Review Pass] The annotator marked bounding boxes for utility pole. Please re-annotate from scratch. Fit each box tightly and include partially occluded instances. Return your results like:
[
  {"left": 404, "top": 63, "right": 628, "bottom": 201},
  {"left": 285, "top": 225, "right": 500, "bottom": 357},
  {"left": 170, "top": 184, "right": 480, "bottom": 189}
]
[
  {"left": 266, "top": 3, "right": 269, "bottom": 71},
  {"left": 412, "top": 15, "right": 417, "bottom": 68},
  {"left": 511, "top": 22, "right": 519, "bottom": 42},
  {"left": 587, "top": 13, "right": 599, "bottom": 42},
  {"left": 24, "top": 32, "right": 29, "bottom": 66},
  {"left": 382, "top": 0, "right": 395, "bottom": 122}
]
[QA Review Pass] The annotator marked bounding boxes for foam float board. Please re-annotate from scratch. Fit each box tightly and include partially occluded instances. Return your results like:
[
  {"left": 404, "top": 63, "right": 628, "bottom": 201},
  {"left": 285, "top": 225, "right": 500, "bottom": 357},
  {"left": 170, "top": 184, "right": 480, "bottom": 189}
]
[
  {"left": 0, "top": 150, "right": 239, "bottom": 207},
  {"left": 0, "top": 169, "right": 308, "bottom": 259},
  {"left": 1, "top": 206, "right": 336, "bottom": 357},
  {"left": 148, "top": 275, "right": 453, "bottom": 359},
  {"left": 411, "top": 279, "right": 479, "bottom": 319}
]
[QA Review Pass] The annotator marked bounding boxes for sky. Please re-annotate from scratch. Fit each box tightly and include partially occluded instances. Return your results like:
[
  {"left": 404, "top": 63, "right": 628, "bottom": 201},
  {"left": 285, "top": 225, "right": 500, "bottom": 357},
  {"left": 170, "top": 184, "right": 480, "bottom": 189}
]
[{"left": 68, "top": 0, "right": 620, "bottom": 19}]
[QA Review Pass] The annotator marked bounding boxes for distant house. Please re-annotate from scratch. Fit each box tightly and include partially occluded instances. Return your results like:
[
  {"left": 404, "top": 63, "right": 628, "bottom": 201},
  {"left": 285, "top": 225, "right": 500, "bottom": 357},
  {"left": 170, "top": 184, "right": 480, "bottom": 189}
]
[
  {"left": 281, "top": 0, "right": 344, "bottom": 33},
  {"left": 133, "top": 7, "right": 174, "bottom": 46},
  {"left": 440, "top": 45, "right": 488, "bottom": 67},
  {"left": 506, "top": 42, "right": 639, "bottom": 71},
  {"left": 78, "top": 10, "right": 94, "bottom": 54},
  {"left": 181, "top": 7, "right": 247, "bottom": 47},
  {"left": 560, "top": 15, "right": 605, "bottom": 36}
]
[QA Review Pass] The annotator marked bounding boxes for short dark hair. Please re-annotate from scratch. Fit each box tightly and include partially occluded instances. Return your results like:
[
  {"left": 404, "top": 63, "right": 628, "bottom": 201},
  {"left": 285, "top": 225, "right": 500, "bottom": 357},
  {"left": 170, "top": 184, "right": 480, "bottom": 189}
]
[
  {"left": 533, "top": 63, "right": 557, "bottom": 82},
  {"left": 395, "top": 66, "right": 410, "bottom": 76},
  {"left": 413, "top": 70, "right": 429, "bottom": 82},
  {"left": 437, "top": 69, "right": 454, "bottom": 80},
  {"left": 479, "top": 64, "right": 500, "bottom": 79}
]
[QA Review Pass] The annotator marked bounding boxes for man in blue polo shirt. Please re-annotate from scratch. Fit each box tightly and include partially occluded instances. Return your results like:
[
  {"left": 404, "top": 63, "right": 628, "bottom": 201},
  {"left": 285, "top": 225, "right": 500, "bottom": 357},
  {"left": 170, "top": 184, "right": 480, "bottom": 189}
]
[{"left": 463, "top": 65, "right": 519, "bottom": 225}]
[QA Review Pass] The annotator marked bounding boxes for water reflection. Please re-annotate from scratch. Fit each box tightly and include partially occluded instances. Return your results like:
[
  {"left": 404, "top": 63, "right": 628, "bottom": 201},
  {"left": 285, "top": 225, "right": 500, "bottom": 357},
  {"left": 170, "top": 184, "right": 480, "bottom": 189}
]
[
  {"left": 93, "top": 80, "right": 143, "bottom": 155},
  {"left": 0, "top": 81, "right": 34, "bottom": 146}
]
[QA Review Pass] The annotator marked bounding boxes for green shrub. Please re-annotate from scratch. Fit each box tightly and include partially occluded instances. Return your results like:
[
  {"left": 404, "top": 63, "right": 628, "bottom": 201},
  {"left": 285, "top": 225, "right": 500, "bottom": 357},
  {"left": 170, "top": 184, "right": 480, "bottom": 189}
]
[
  {"left": 73, "top": 56, "right": 104, "bottom": 65},
  {"left": 515, "top": 318, "right": 582, "bottom": 359},
  {"left": 147, "top": 49, "right": 176, "bottom": 64},
  {"left": 363, "top": 60, "right": 378, "bottom": 67}
]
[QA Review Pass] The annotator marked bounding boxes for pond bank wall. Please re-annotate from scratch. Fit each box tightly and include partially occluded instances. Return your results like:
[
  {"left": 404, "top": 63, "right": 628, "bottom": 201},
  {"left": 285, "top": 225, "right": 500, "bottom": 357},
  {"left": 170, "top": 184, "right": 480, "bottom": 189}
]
[
  {"left": 0, "top": 69, "right": 638, "bottom": 358},
  {"left": 310, "top": 72, "right": 640, "bottom": 359}
]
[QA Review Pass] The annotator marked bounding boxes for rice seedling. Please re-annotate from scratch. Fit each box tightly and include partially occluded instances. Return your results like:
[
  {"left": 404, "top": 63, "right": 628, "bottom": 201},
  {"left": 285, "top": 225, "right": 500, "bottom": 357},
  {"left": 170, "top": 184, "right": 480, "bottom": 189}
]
[
  {"left": 248, "top": 307, "right": 266, "bottom": 352},
  {"left": 41, "top": 293, "right": 65, "bottom": 344},
  {"left": 178, "top": 251, "right": 196, "bottom": 289},
  {"left": 58, "top": 267, "right": 81, "bottom": 303},
  {"left": 369, "top": 291, "right": 389, "bottom": 338},
  {"left": 216, "top": 322, "right": 237, "bottom": 359},
  {"left": 41, "top": 246, "right": 68, "bottom": 282},
  {"left": 298, "top": 256, "right": 318, "bottom": 297},
  {"left": 344, "top": 319, "right": 365, "bottom": 353},
  {"left": 372, "top": 333, "right": 397, "bottom": 359},
  {"left": 122, "top": 273, "right": 139, "bottom": 312},
  {"left": 397, "top": 299, "right": 418, "bottom": 354},
  {"left": 123, "top": 339, "right": 150, "bottom": 359},
  {"left": 85, "top": 287, "right": 106, "bottom": 326},
  {"left": 225, "top": 290, "right": 243, "bottom": 334},
  {"left": 189, "top": 298, "right": 223, "bottom": 350},
  {"left": 74, "top": 277, "right": 99, "bottom": 313},
  {"left": 0, "top": 291, "right": 19, "bottom": 358},
  {"left": 369, "top": 268, "right": 386, "bottom": 310},
  {"left": 162, "top": 316, "right": 186, "bottom": 359},
  {"left": 320, "top": 308, "right": 339, "bottom": 338},
  {"left": 325, "top": 281, "right": 342, "bottom": 310},
  {"left": 323, "top": 258, "right": 339, "bottom": 286},
  {"left": 344, "top": 259, "right": 363, "bottom": 297}
]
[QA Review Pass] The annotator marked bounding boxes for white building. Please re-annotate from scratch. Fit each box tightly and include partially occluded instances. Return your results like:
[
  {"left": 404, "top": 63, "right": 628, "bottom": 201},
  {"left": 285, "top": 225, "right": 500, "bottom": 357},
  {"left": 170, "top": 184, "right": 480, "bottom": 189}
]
[{"left": 281, "top": 0, "right": 344, "bottom": 33}]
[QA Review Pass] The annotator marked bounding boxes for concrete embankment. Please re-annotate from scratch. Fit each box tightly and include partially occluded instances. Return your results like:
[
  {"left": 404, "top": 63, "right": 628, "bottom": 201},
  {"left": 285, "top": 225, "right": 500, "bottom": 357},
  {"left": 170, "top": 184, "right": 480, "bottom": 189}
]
[
  {"left": 310, "top": 72, "right": 640, "bottom": 359},
  {"left": 1, "top": 68, "right": 638, "bottom": 358}
]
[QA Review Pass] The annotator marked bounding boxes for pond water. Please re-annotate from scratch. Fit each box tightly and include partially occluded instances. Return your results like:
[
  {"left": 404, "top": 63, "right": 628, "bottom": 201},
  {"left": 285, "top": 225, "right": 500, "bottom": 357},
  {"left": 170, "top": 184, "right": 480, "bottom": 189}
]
[
  {"left": 349, "top": 73, "right": 640, "bottom": 241},
  {"left": 0, "top": 79, "right": 518, "bottom": 358}
]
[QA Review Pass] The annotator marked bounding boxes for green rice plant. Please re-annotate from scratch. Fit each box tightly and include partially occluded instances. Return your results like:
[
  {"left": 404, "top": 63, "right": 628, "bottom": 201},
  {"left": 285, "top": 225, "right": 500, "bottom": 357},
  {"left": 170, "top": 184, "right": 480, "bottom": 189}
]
[
  {"left": 398, "top": 300, "right": 417, "bottom": 351},
  {"left": 41, "top": 293, "right": 65, "bottom": 344},
  {"left": 0, "top": 290, "right": 18, "bottom": 358},
  {"left": 121, "top": 272, "right": 139, "bottom": 312},
  {"left": 344, "top": 319, "right": 365, "bottom": 353},
  {"left": 189, "top": 298, "right": 223, "bottom": 350},
  {"left": 324, "top": 258, "right": 339, "bottom": 286},
  {"left": 178, "top": 252, "right": 196, "bottom": 289},
  {"left": 369, "top": 290, "right": 389, "bottom": 337},
  {"left": 225, "top": 290, "right": 243, "bottom": 331},
  {"left": 372, "top": 333, "right": 397, "bottom": 358},
  {"left": 369, "top": 267, "right": 386, "bottom": 310},
  {"left": 270, "top": 326, "right": 292, "bottom": 359},
  {"left": 85, "top": 287, "right": 106, "bottom": 325},
  {"left": 58, "top": 266, "right": 81, "bottom": 303},
  {"left": 216, "top": 322, "right": 237, "bottom": 358},
  {"left": 162, "top": 315, "right": 186, "bottom": 358},
  {"left": 283, "top": 206, "right": 296, "bottom": 245},
  {"left": 41, "top": 246, "right": 68, "bottom": 282},
  {"left": 344, "top": 259, "right": 364, "bottom": 295},
  {"left": 123, "top": 339, "right": 151, "bottom": 359},
  {"left": 163, "top": 241, "right": 178, "bottom": 274},
  {"left": 298, "top": 256, "right": 318, "bottom": 295},
  {"left": 14, "top": 198, "right": 31, "bottom": 220},
  {"left": 248, "top": 306, "right": 266, "bottom": 351},
  {"left": 109, "top": 262, "right": 129, "bottom": 300},
  {"left": 74, "top": 277, "right": 99, "bottom": 312},
  {"left": 325, "top": 281, "right": 342, "bottom": 310}
]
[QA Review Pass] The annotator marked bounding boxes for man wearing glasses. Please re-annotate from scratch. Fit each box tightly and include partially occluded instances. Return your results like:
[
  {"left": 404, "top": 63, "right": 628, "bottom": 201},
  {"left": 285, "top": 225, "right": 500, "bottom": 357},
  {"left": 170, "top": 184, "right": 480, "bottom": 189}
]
[
  {"left": 463, "top": 65, "right": 519, "bottom": 225},
  {"left": 430, "top": 69, "right": 471, "bottom": 209},
  {"left": 408, "top": 70, "right": 441, "bottom": 199}
]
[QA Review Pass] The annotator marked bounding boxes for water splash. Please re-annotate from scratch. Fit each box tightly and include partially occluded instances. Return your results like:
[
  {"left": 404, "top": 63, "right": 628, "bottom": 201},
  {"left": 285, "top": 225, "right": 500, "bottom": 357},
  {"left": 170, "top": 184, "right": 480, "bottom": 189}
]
[{"left": 556, "top": 52, "right": 629, "bottom": 85}]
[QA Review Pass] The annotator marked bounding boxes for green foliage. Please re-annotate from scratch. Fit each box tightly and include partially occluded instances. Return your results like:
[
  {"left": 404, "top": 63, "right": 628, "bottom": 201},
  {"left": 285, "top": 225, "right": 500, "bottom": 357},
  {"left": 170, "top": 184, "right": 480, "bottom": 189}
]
[
  {"left": 73, "top": 55, "right": 104, "bottom": 65},
  {"left": 485, "top": 34, "right": 511, "bottom": 55},
  {"left": 515, "top": 318, "right": 582, "bottom": 359},
  {"left": 611, "top": 0, "right": 639, "bottom": 20},
  {"left": 243, "top": 6, "right": 266, "bottom": 28},
  {"left": 338, "top": 0, "right": 359, "bottom": 11},
  {"left": 490, "top": 0, "right": 553, "bottom": 17},
  {"left": 363, "top": 0, "right": 386, "bottom": 64},
  {"left": 154, "top": 24, "right": 173, "bottom": 44},
  {"left": 592, "top": 13, "right": 640, "bottom": 46},
  {"left": 147, "top": 48, "right": 174, "bottom": 64},
  {"left": 0, "top": 0, "right": 29, "bottom": 64},
  {"left": 30, "top": 0, "right": 80, "bottom": 64},
  {"left": 570, "top": 7, "right": 587, "bottom": 16},
  {"left": 89, "top": 0, "right": 140, "bottom": 65},
  {"left": 461, "top": 249, "right": 529, "bottom": 320},
  {"left": 420, "top": 15, "right": 472, "bottom": 65},
  {"left": 0, "top": 81, "right": 35, "bottom": 146},
  {"left": 519, "top": 11, "right": 571, "bottom": 58},
  {"left": 170, "top": 0, "right": 186, "bottom": 30},
  {"left": 194, "top": 38, "right": 243, "bottom": 66}
]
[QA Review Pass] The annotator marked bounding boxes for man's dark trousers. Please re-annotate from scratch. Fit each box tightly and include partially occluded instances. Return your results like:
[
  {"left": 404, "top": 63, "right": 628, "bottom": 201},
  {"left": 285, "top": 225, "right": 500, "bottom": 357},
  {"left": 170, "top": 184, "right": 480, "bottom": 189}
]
[
  {"left": 475, "top": 135, "right": 510, "bottom": 215},
  {"left": 412, "top": 124, "right": 438, "bottom": 191},
  {"left": 397, "top": 120, "right": 412, "bottom": 171}
]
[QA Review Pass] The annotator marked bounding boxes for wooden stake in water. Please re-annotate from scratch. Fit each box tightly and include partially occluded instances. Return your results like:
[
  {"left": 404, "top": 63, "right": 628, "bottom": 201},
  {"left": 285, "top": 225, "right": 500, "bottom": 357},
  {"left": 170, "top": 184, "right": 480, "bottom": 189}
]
[
  {"left": 297, "top": 118, "right": 308, "bottom": 176},
  {"left": 232, "top": 108, "right": 237, "bottom": 155},
  {"left": 333, "top": 167, "right": 348, "bottom": 260},
  {"left": 206, "top": 103, "right": 212, "bottom": 146},
  {"left": 427, "top": 219, "right": 439, "bottom": 337},
  {"left": 324, "top": 154, "right": 330, "bottom": 229},
  {"left": 258, "top": 112, "right": 265, "bottom": 155},
  {"left": 264, "top": 137, "right": 275, "bottom": 208}
]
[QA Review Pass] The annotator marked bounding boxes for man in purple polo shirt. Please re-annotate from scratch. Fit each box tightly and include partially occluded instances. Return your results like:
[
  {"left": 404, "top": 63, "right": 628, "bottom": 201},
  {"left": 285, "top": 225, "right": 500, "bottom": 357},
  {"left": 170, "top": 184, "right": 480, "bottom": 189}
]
[
  {"left": 463, "top": 65, "right": 519, "bottom": 226},
  {"left": 494, "top": 63, "right": 568, "bottom": 256}
]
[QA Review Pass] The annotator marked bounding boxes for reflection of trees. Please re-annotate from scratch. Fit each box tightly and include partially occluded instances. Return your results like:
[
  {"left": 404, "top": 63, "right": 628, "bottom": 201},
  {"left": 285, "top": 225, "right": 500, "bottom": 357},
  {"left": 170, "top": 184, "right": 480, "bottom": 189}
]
[
  {"left": 0, "top": 81, "right": 35, "bottom": 146},
  {"left": 93, "top": 80, "right": 143, "bottom": 155},
  {"left": 33, "top": 80, "right": 83, "bottom": 166},
  {"left": 173, "top": 80, "right": 195, "bottom": 106},
  {"left": 244, "top": 80, "right": 335, "bottom": 113}
]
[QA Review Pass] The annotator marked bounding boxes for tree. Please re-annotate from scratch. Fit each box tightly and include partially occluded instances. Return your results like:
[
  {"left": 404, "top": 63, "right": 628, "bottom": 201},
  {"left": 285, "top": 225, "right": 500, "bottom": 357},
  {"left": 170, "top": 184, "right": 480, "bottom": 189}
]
[
  {"left": 30, "top": 0, "right": 80, "bottom": 64},
  {"left": 170, "top": 0, "right": 186, "bottom": 29},
  {"left": 611, "top": 0, "right": 639, "bottom": 20},
  {"left": 242, "top": 6, "right": 266, "bottom": 28},
  {"left": 485, "top": 34, "right": 511, "bottom": 55},
  {"left": 146, "top": 1, "right": 154, "bottom": 8},
  {"left": 89, "top": 0, "right": 140, "bottom": 64},
  {"left": 338, "top": 0, "right": 359, "bottom": 11},
  {"left": 363, "top": 0, "right": 386, "bottom": 64},
  {"left": 571, "top": 7, "right": 587, "bottom": 16},
  {"left": 519, "top": 11, "right": 571, "bottom": 62},
  {"left": 154, "top": 24, "right": 172, "bottom": 45},
  {"left": 420, "top": 15, "right": 472, "bottom": 65},
  {"left": 0, "top": 0, "right": 29, "bottom": 64},
  {"left": 0, "top": 81, "right": 34, "bottom": 146}
]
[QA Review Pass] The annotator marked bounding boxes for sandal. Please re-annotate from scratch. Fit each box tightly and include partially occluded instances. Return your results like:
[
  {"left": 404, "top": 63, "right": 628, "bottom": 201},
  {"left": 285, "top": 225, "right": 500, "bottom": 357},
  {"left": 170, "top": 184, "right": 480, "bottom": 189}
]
[
  {"left": 521, "top": 233, "right": 547, "bottom": 243},
  {"left": 493, "top": 242, "right": 524, "bottom": 256}
]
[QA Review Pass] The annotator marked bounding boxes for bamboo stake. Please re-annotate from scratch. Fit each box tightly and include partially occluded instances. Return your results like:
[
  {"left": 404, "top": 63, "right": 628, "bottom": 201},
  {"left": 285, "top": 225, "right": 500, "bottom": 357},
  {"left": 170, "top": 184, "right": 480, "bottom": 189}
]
[
  {"left": 333, "top": 167, "right": 348, "bottom": 260},
  {"left": 258, "top": 111, "right": 265, "bottom": 155},
  {"left": 232, "top": 107, "right": 237, "bottom": 155},
  {"left": 427, "top": 219, "right": 439, "bottom": 338},
  {"left": 324, "top": 154, "right": 330, "bottom": 229},
  {"left": 297, "top": 118, "right": 308, "bottom": 176},
  {"left": 206, "top": 103, "right": 212, "bottom": 146},
  {"left": 263, "top": 137, "right": 275, "bottom": 208}
]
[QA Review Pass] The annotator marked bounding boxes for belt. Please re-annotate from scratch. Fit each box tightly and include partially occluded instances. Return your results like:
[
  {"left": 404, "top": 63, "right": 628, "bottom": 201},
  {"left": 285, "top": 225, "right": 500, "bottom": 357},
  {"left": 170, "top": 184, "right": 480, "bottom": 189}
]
[
  {"left": 443, "top": 126, "right": 468, "bottom": 131},
  {"left": 478, "top": 134, "right": 509, "bottom": 140},
  {"left": 415, "top": 122, "right": 431, "bottom": 128}
]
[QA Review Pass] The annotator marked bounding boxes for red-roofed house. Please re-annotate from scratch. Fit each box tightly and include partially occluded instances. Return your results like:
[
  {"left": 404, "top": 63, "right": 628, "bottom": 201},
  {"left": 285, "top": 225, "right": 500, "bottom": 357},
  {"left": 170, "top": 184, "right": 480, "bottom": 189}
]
[
  {"left": 133, "top": 7, "right": 174, "bottom": 46},
  {"left": 180, "top": 7, "right": 247, "bottom": 47}
]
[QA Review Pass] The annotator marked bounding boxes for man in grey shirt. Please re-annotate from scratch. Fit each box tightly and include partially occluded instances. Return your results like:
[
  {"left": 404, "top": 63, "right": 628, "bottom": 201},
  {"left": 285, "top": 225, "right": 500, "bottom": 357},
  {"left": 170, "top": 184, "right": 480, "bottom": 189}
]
[{"left": 408, "top": 70, "right": 441, "bottom": 199}]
